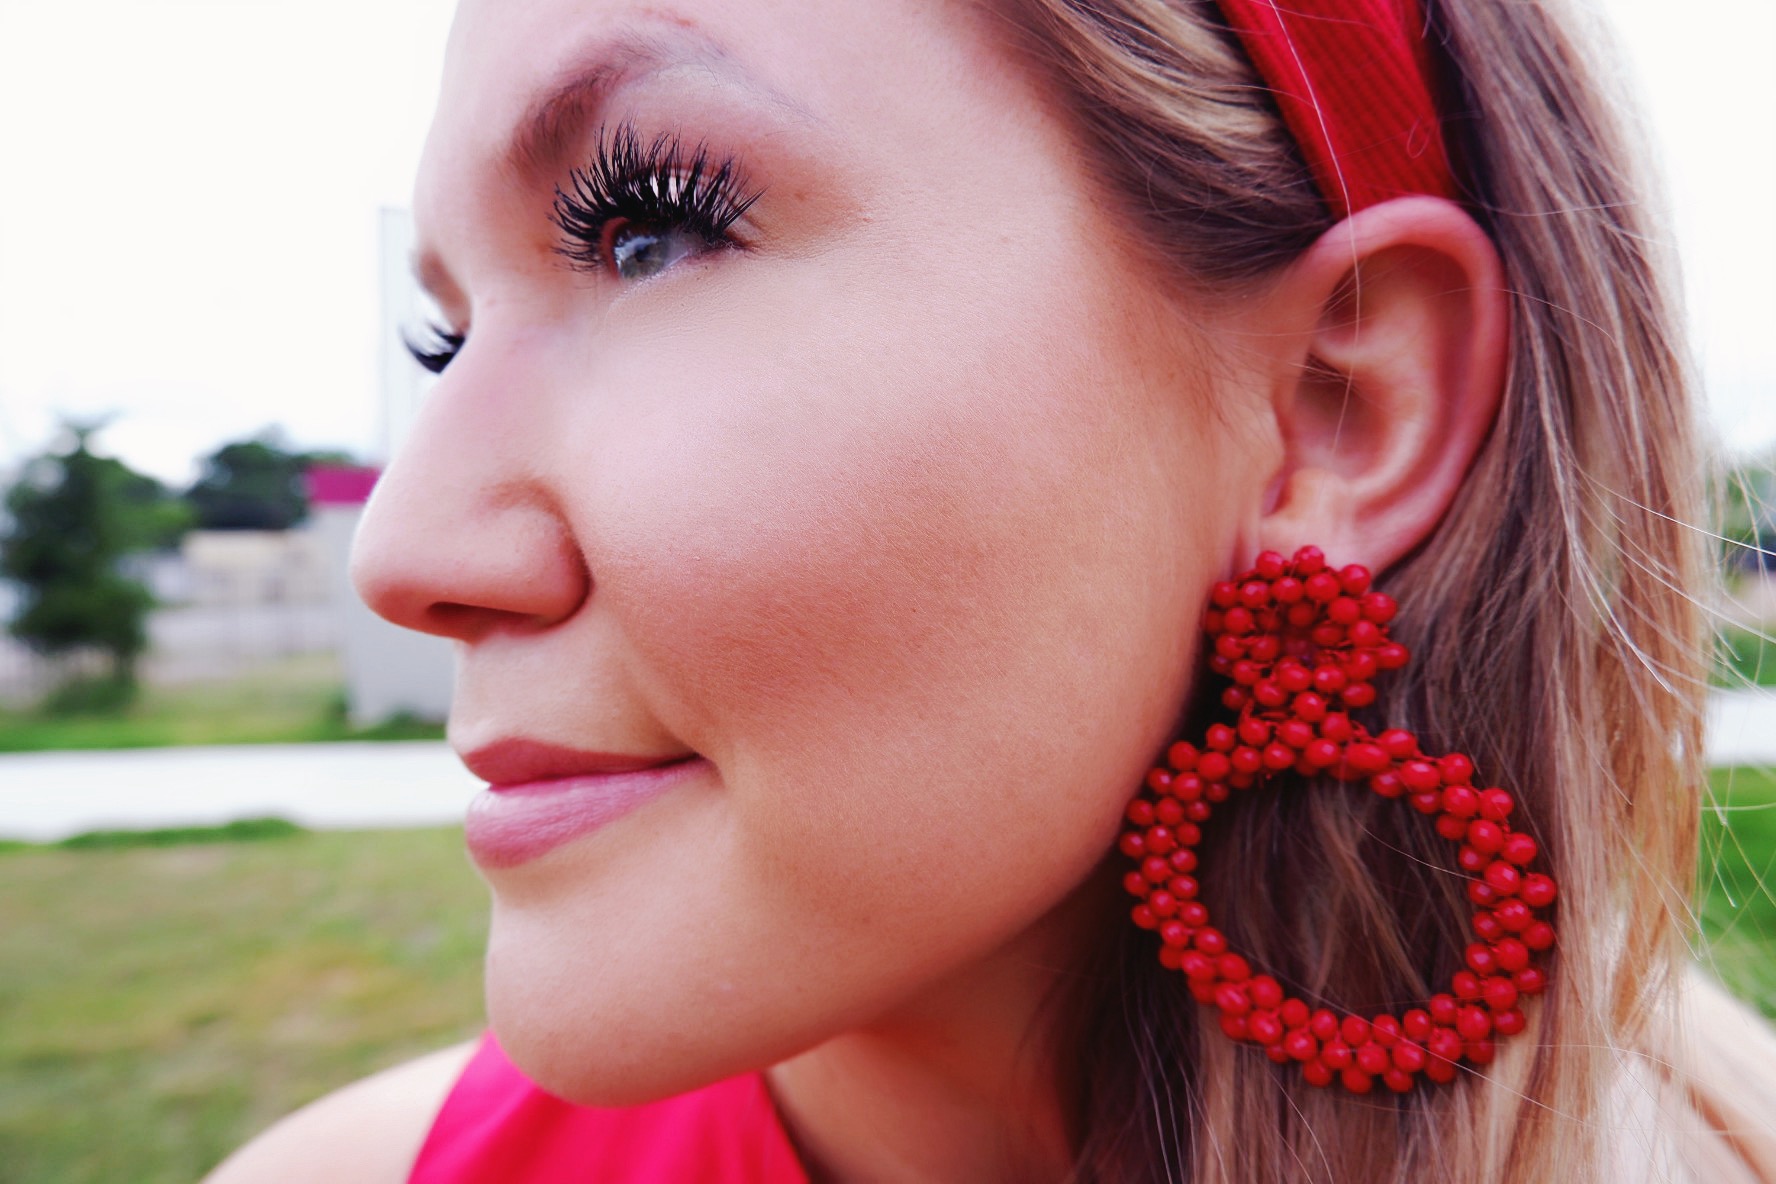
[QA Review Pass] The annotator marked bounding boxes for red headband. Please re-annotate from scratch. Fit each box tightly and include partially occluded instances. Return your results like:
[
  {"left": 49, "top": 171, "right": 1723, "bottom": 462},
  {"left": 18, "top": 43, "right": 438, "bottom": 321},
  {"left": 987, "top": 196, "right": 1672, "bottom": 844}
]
[{"left": 1214, "top": 0, "right": 1455, "bottom": 217}]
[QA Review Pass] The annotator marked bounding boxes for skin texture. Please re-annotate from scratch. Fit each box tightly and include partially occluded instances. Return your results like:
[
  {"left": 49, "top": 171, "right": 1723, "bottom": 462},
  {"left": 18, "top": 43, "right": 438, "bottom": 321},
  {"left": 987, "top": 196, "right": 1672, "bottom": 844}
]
[{"left": 342, "top": 1, "right": 1508, "bottom": 1179}]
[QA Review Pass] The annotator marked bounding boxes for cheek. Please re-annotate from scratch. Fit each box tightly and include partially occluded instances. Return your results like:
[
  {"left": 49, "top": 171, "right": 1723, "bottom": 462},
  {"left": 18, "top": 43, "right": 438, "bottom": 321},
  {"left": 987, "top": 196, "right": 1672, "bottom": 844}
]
[{"left": 582, "top": 258, "right": 1235, "bottom": 930}]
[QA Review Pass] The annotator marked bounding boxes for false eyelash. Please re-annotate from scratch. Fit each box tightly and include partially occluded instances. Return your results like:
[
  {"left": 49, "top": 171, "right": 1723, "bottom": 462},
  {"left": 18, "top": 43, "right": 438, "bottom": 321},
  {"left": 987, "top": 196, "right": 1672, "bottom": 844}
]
[
  {"left": 402, "top": 322, "right": 465, "bottom": 374},
  {"left": 552, "top": 122, "right": 760, "bottom": 273}
]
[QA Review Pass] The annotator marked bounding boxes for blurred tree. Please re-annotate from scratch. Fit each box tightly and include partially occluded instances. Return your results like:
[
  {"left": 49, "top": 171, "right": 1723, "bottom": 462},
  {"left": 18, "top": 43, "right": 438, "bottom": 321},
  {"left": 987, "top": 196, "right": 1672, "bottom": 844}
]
[
  {"left": 186, "top": 434, "right": 349, "bottom": 531},
  {"left": 1718, "top": 449, "right": 1776, "bottom": 572},
  {"left": 1, "top": 422, "right": 190, "bottom": 691}
]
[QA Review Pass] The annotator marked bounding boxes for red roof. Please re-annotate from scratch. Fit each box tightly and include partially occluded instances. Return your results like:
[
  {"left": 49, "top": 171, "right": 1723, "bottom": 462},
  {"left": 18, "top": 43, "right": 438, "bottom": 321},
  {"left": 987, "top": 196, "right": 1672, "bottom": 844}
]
[{"left": 305, "top": 465, "right": 380, "bottom": 506}]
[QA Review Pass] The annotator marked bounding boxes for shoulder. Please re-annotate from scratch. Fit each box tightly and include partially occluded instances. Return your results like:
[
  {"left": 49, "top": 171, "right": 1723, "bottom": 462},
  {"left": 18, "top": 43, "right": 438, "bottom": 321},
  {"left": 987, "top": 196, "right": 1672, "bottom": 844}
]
[
  {"left": 202, "top": 1040, "right": 478, "bottom": 1184},
  {"left": 1623, "top": 969, "right": 1776, "bottom": 1184}
]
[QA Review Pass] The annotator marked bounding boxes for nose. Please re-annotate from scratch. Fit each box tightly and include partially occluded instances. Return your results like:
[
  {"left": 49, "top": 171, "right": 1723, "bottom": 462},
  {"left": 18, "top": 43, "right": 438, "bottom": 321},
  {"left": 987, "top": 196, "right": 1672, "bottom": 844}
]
[{"left": 350, "top": 372, "right": 590, "bottom": 643}]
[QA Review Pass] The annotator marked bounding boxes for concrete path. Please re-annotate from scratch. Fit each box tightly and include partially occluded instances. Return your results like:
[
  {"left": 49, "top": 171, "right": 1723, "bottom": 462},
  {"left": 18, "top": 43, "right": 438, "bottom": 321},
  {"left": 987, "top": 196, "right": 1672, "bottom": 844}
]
[{"left": 3, "top": 690, "right": 1774, "bottom": 842}]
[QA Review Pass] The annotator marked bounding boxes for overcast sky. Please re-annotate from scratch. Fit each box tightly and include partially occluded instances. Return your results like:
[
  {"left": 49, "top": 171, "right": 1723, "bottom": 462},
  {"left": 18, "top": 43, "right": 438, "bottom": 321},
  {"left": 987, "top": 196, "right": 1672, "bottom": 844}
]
[{"left": 1, "top": 0, "right": 1771, "bottom": 485}]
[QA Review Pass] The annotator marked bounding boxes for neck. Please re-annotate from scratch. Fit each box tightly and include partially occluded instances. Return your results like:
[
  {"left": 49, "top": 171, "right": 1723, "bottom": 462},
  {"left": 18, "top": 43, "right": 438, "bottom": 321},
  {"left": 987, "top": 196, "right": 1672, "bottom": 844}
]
[{"left": 766, "top": 865, "right": 1116, "bottom": 1184}]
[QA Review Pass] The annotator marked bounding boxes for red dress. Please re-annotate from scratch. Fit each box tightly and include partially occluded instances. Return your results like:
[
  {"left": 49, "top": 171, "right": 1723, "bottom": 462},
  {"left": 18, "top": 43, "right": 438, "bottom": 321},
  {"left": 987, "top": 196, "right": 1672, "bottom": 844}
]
[{"left": 408, "top": 1034, "right": 810, "bottom": 1183}]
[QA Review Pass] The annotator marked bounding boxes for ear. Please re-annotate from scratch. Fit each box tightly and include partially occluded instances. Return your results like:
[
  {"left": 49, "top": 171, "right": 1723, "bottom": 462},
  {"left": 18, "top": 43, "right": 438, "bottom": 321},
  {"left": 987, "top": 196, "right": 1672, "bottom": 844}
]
[{"left": 1239, "top": 196, "right": 1508, "bottom": 572}]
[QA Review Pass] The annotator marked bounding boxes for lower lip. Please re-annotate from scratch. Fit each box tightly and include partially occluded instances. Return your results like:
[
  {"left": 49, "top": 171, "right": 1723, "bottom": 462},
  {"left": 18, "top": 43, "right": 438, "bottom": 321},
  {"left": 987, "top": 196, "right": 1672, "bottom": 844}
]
[{"left": 464, "top": 758, "right": 707, "bottom": 869}]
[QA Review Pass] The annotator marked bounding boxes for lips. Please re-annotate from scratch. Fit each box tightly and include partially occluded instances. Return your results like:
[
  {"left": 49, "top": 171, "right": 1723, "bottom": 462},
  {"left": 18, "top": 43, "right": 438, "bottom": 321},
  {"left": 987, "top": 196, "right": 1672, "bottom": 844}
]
[{"left": 460, "top": 738, "right": 706, "bottom": 868}]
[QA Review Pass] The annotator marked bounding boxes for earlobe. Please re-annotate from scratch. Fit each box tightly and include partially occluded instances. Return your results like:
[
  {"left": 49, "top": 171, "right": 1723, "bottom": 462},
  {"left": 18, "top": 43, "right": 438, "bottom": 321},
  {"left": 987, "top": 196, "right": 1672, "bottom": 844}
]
[{"left": 1247, "top": 196, "right": 1508, "bottom": 573}]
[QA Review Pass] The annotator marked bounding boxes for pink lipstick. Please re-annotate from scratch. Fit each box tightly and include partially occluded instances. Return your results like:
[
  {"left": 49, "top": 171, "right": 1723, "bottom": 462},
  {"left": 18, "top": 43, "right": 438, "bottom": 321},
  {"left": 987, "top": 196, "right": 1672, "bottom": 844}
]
[{"left": 460, "top": 739, "right": 704, "bottom": 869}]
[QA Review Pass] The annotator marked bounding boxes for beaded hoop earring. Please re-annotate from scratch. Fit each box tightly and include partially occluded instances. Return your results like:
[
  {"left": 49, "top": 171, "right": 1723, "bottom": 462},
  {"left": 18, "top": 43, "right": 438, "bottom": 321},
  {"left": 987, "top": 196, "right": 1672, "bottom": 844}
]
[{"left": 1119, "top": 546, "right": 1556, "bottom": 1094}]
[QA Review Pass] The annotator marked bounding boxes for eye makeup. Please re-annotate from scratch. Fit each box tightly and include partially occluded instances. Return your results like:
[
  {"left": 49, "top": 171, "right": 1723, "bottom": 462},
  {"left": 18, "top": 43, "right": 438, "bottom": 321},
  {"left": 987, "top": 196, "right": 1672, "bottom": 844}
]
[{"left": 551, "top": 120, "right": 761, "bottom": 277}]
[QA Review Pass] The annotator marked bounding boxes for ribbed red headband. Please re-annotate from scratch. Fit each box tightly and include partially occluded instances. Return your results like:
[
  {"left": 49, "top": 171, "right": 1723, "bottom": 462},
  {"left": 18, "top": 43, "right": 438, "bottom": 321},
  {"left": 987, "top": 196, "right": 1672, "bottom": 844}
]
[{"left": 1214, "top": 0, "right": 1455, "bottom": 216}]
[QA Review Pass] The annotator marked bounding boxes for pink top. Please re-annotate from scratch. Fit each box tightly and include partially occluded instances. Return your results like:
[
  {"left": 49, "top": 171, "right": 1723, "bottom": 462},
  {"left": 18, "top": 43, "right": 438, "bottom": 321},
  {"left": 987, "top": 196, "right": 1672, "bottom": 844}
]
[{"left": 409, "top": 1033, "right": 810, "bottom": 1184}]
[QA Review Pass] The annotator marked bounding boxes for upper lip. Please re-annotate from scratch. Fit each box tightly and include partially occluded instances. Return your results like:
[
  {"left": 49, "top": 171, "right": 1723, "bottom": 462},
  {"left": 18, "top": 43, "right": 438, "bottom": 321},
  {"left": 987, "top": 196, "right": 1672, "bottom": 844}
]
[{"left": 459, "top": 738, "right": 696, "bottom": 785}]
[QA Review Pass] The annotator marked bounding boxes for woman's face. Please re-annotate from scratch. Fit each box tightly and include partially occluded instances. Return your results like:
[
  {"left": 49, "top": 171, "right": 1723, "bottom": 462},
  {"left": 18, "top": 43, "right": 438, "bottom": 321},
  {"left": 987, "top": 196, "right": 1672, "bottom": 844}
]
[{"left": 354, "top": 0, "right": 1273, "bottom": 1102}]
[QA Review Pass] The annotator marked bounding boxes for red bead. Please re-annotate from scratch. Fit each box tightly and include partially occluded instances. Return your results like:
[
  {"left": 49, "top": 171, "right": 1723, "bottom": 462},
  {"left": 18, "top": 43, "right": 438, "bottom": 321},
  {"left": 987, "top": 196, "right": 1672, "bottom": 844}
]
[
  {"left": 1392, "top": 1040, "right": 1426, "bottom": 1073},
  {"left": 1215, "top": 983, "right": 1251, "bottom": 1015},
  {"left": 1403, "top": 1009, "right": 1433, "bottom": 1042},
  {"left": 1493, "top": 1008, "right": 1526, "bottom": 1037},
  {"left": 1131, "top": 905, "right": 1157, "bottom": 930},
  {"left": 1304, "top": 571, "right": 1341, "bottom": 602},
  {"left": 1520, "top": 874, "right": 1557, "bottom": 908},
  {"left": 1483, "top": 860, "right": 1521, "bottom": 896},
  {"left": 1360, "top": 592, "right": 1396, "bottom": 623},
  {"left": 1341, "top": 1068, "right": 1374, "bottom": 1094},
  {"left": 1155, "top": 797, "right": 1184, "bottom": 825},
  {"left": 1160, "top": 921, "right": 1189, "bottom": 947},
  {"left": 1467, "top": 820, "right": 1505, "bottom": 854},
  {"left": 1277, "top": 719, "right": 1315, "bottom": 749},
  {"left": 1248, "top": 1011, "right": 1284, "bottom": 1045},
  {"left": 1122, "top": 871, "right": 1148, "bottom": 897},
  {"left": 1482, "top": 977, "right": 1519, "bottom": 1013},
  {"left": 1442, "top": 784, "right": 1479, "bottom": 817},
  {"left": 1280, "top": 998, "right": 1310, "bottom": 1029},
  {"left": 1273, "top": 576, "right": 1304, "bottom": 604},
  {"left": 1310, "top": 1008, "right": 1339, "bottom": 1041},
  {"left": 1437, "top": 753, "right": 1475, "bottom": 785},
  {"left": 1428, "top": 1027, "right": 1463, "bottom": 1064},
  {"left": 1513, "top": 966, "right": 1548, "bottom": 995},
  {"left": 1302, "top": 1060, "right": 1334, "bottom": 1088},
  {"left": 1457, "top": 845, "right": 1488, "bottom": 873},
  {"left": 1284, "top": 1028, "right": 1319, "bottom": 1061},
  {"left": 1465, "top": 1039, "right": 1496, "bottom": 1065},
  {"left": 1424, "top": 1057, "right": 1458, "bottom": 1084},
  {"left": 1180, "top": 951, "right": 1214, "bottom": 980},
  {"left": 1452, "top": 971, "right": 1482, "bottom": 1000},
  {"left": 1383, "top": 1068, "right": 1416, "bottom": 1094},
  {"left": 1210, "top": 581, "right": 1240, "bottom": 608},
  {"left": 1126, "top": 799, "right": 1156, "bottom": 827},
  {"left": 1167, "top": 875, "right": 1199, "bottom": 900},
  {"left": 1292, "top": 546, "right": 1326, "bottom": 574},
  {"left": 1343, "top": 742, "right": 1389, "bottom": 776},
  {"left": 1523, "top": 921, "right": 1555, "bottom": 951},
  {"left": 1262, "top": 743, "right": 1296, "bottom": 771},
  {"left": 1370, "top": 770, "right": 1405, "bottom": 798},
  {"left": 1320, "top": 713, "right": 1354, "bottom": 742},
  {"left": 1278, "top": 664, "right": 1313, "bottom": 694},
  {"left": 1478, "top": 788, "right": 1514, "bottom": 821},
  {"left": 1376, "top": 642, "right": 1409, "bottom": 669},
  {"left": 1437, "top": 814, "right": 1470, "bottom": 841},
  {"left": 1321, "top": 1038, "right": 1354, "bottom": 1070},
  {"left": 1197, "top": 752, "right": 1231, "bottom": 782},
  {"left": 1194, "top": 927, "right": 1228, "bottom": 956},
  {"left": 1429, "top": 994, "right": 1460, "bottom": 1026},
  {"left": 1142, "top": 856, "right": 1171, "bottom": 883},
  {"left": 1217, "top": 953, "right": 1251, "bottom": 981},
  {"left": 1178, "top": 901, "right": 1209, "bottom": 927},
  {"left": 1220, "top": 1012, "right": 1249, "bottom": 1040},
  {"left": 1377, "top": 728, "right": 1417, "bottom": 760},
  {"left": 1456, "top": 1006, "right": 1492, "bottom": 1041},
  {"left": 1149, "top": 891, "right": 1177, "bottom": 917},
  {"left": 1501, "top": 832, "right": 1538, "bottom": 866},
  {"left": 1400, "top": 760, "right": 1440, "bottom": 792},
  {"left": 1250, "top": 976, "right": 1285, "bottom": 1009},
  {"left": 1494, "top": 898, "right": 1531, "bottom": 931},
  {"left": 1494, "top": 938, "right": 1530, "bottom": 973},
  {"left": 1338, "top": 565, "right": 1372, "bottom": 595},
  {"left": 1239, "top": 580, "right": 1270, "bottom": 610},
  {"left": 1254, "top": 551, "right": 1287, "bottom": 580},
  {"left": 1472, "top": 911, "right": 1504, "bottom": 942},
  {"left": 1168, "top": 742, "right": 1200, "bottom": 770},
  {"left": 1119, "top": 833, "right": 1146, "bottom": 859},
  {"left": 1465, "top": 943, "right": 1499, "bottom": 976},
  {"left": 1328, "top": 596, "right": 1361, "bottom": 625},
  {"left": 1341, "top": 1015, "right": 1371, "bottom": 1046}
]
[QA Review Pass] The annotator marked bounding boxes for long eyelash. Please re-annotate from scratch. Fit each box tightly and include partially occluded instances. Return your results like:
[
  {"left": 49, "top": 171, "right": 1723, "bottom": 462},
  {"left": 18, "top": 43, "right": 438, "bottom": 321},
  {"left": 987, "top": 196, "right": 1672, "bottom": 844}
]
[
  {"left": 551, "top": 122, "right": 760, "bottom": 273},
  {"left": 402, "top": 322, "right": 465, "bottom": 374}
]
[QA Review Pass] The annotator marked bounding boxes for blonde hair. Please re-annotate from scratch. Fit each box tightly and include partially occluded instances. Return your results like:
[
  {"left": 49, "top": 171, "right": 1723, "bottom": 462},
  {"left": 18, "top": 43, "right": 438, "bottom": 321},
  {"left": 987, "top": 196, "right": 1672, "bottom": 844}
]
[{"left": 988, "top": 0, "right": 1776, "bottom": 1179}]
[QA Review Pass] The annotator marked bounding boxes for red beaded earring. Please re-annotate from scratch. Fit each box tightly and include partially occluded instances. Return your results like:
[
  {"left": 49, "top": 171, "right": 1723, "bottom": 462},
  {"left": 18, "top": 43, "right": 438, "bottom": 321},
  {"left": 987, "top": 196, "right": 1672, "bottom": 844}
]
[{"left": 1119, "top": 546, "right": 1556, "bottom": 1094}]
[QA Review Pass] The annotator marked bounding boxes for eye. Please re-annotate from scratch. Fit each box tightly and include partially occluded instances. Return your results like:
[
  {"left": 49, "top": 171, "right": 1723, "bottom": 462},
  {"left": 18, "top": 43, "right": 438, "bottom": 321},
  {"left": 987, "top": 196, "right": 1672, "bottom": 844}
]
[
  {"left": 402, "top": 322, "right": 464, "bottom": 374},
  {"left": 607, "top": 219, "right": 707, "bottom": 282},
  {"left": 552, "top": 123, "right": 759, "bottom": 282}
]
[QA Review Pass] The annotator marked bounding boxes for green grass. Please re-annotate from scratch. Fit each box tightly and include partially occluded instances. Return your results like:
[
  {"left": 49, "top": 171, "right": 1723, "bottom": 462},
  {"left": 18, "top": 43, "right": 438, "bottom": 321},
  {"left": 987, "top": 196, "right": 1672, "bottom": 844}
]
[
  {"left": 0, "top": 827, "right": 487, "bottom": 1184},
  {"left": 0, "top": 654, "right": 443, "bottom": 753},
  {"left": 1714, "top": 626, "right": 1776, "bottom": 689},
  {"left": 1700, "top": 766, "right": 1776, "bottom": 1016}
]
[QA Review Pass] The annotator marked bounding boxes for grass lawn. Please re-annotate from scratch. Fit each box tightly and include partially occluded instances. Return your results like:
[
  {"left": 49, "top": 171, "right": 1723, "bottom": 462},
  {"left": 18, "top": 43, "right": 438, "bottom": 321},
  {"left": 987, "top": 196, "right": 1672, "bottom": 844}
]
[
  {"left": 0, "top": 654, "right": 443, "bottom": 753},
  {"left": 1715, "top": 626, "right": 1776, "bottom": 689},
  {"left": 0, "top": 771, "right": 1769, "bottom": 1184},
  {"left": 1700, "top": 766, "right": 1776, "bottom": 1015},
  {"left": 0, "top": 827, "right": 487, "bottom": 1184}
]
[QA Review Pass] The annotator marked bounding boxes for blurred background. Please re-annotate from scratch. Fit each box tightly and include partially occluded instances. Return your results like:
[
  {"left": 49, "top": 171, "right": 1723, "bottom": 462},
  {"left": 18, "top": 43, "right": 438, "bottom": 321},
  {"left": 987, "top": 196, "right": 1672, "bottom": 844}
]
[{"left": 0, "top": 1, "right": 1772, "bottom": 1181}]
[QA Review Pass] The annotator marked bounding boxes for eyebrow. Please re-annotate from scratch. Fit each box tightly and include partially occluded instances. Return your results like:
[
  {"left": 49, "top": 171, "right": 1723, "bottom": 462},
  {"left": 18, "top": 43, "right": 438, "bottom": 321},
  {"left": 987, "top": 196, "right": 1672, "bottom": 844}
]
[{"left": 413, "top": 25, "right": 812, "bottom": 304}]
